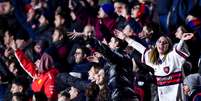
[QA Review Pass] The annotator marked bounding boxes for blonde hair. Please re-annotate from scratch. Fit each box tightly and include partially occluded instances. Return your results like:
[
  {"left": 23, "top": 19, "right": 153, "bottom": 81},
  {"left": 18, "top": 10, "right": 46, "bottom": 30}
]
[{"left": 148, "top": 36, "right": 173, "bottom": 64}]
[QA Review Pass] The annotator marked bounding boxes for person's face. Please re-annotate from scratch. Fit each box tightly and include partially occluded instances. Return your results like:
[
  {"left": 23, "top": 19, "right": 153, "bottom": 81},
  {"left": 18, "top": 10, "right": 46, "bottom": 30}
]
[
  {"left": 54, "top": 15, "right": 62, "bottom": 28},
  {"left": 98, "top": 8, "right": 107, "bottom": 18},
  {"left": 88, "top": 66, "right": 96, "bottom": 81},
  {"left": 123, "top": 25, "right": 134, "bottom": 36},
  {"left": 156, "top": 36, "right": 170, "bottom": 55},
  {"left": 74, "top": 48, "right": 84, "bottom": 63},
  {"left": 114, "top": 2, "right": 125, "bottom": 16},
  {"left": 95, "top": 69, "right": 105, "bottom": 85},
  {"left": 139, "top": 26, "right": 152, "bottom": 38},
  {"left": 3, "top": 31, "right": 13, "bottom": 46},
  {"left": 34, "top": 44, "right": 42, "bottom": 54},
  {"left": 145, "top": 28, "right": 153, "bottom": 38},
  {"left": 83, "top": 26, "right": 94, "bottom": 38},
  {"left": 175, "top": 27, "right": 183, "bottom": 39},
  {"left": 108, "top": 37, "right": 119, "bottom": 50},
  {"left": 183, "top": 85, "right": 190, "bottom": 96},
  {"left": 0, "top": 2, "right": 11, "bottom": 15},
  {"left": 39, "top": 15, "right": 46, "bottom": 25},
  {"left": 52, "top": 29, "right": 60, "bottom": 42},
  {"left": 10, "top": 84, "right": 23, "bottom": 94},
  {"left": 9, "top": 62, "right": 18, "bottom": 76},
  {"left": 15, "top": 39, "right": 25, "bottom": 49},
  {"left": 131, "top": 5, "right": 140, "bottom": 18}
]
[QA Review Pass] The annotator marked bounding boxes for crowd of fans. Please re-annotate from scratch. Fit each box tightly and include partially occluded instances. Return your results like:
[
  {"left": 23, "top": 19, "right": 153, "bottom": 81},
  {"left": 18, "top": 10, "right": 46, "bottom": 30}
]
[{"left": 0, "top": 0, "right": 201, "bottom": 101}]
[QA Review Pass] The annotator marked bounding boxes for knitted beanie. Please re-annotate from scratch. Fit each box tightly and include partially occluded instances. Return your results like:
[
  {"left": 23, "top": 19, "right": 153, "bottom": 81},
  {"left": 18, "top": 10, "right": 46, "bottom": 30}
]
[{"left": 101, "top": 3, "right": 115, "bottom": 17}]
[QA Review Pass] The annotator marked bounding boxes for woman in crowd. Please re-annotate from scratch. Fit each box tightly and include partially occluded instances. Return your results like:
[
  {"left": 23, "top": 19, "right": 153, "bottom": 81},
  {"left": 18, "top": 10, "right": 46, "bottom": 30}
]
[
  {"left": 115, "top": 29, "right": 194, "bottom": 101},
  {"left": 10, "top": 40, "right": 59, "bottom": 101}
]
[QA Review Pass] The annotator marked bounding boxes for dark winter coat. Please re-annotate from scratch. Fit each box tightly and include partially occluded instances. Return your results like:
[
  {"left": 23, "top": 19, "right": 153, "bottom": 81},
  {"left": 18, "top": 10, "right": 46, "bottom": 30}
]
[{"left": 93, "top": 39, "right": 139, "bottom": 101}]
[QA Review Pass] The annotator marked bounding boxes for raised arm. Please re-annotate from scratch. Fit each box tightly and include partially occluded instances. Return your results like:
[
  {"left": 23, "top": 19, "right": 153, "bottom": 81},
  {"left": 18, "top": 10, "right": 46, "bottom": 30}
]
[
  {"left": 11, "top": 41, "right": 37, "bottom": 79},
  {"left": 14, "top": 49, "right": 37, "bottom": 79},
  {"left": 115, "top": 29, "right": 146, "bottom": 54},
  {"left": 175, "top": 33, "right": 193, "bottom": 58},
  {"left": 93, "top": 39, "right": 129, "bottom": 64}
]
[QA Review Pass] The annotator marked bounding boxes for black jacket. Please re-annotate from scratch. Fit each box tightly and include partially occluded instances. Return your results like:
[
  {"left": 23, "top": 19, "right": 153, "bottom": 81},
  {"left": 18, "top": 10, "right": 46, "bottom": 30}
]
[{"left": 93, "top": 39, "right": 139, "bottom": 101}]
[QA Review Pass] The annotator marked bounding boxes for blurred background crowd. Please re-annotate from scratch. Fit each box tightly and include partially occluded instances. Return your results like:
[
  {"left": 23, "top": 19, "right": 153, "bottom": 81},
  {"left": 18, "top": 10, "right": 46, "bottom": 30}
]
[{"left": 0, "top": 0, "right": 201, "bottom": 101}]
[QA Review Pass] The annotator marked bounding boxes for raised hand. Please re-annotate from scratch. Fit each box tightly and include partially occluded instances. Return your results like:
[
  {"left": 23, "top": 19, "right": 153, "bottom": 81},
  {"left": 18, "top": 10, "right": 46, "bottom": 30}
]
[
  {"left": 87, "top": 52, "right": 103, "bottom": 63},
  {"left": 69, "top": 86, "right": 79, "bottom": 100},
  {"left": 114, "top": 29, "right": 126, "bottom": 40},
  {"left": 102, "top": 38, "right": 108, "bottom": 45},
  {"left": 87, "top": 56, "right": 99, "bottom": 63},
  {"left": 67, "top": 29, "right": 84, "bottom": 40},
  {"left": 181, "top": 33, "right": 194, "bottom": 40}
]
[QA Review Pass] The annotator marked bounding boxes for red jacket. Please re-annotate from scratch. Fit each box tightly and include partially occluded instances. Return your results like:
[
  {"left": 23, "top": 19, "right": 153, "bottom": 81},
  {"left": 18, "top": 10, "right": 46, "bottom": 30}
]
[{"left": 15, "top": 49, "right": 59, "bottom": 100}]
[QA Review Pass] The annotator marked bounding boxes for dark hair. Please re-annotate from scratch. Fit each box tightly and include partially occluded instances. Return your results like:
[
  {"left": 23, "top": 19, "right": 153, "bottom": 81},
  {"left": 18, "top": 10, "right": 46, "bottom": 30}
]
[
  {"left": 12, "top": 77, "right": 29, "bottom": 91},
  {"left": 0, "top": 0, "right": 10, "bottom": 3},
  {"left": 179, "top": 26, "right": 188, "bottom": 33},
  {"left": 76, "top": 46, "right": 91, "bottom": 56},
  {"left": 113, "top": 37, "right": 128, "bottom": 50},
  {"left": 127, "top": 18, "right": 142, "bottom": 33},
  {"left": 6, "top": 57, "right": 23, "bottom": 75},
  {"left": 34, "top": 92, "right": 48, "bottom": 101},
  {"left": 96, "top": 85, "right": 110, "bottom": 101},
  {"left": 54, "top": 27, "right": 67, "bottom": 40},
  {"left": 4, "top": 30, "right": 14, "bottom": 37},
  {"left": 14, "top": 29, "right": 30, "bottom": 41},
  {"left": 91, "top": 63, "right": 102, "bottom": 73},
  {"left": 12, "top": 93, "right": 26, "bottom": 101},
  {"left": 85, "top": 83, "right": 100, "bottom": 101},
  {"left": 34, "top": 39, "right": 49, "bottom": 52},
  {"left": 6, "top": 57, "right": 18, "bottom": 66},
  {"left": 55, "top": 6, "right": 67, "bottom": 18}
]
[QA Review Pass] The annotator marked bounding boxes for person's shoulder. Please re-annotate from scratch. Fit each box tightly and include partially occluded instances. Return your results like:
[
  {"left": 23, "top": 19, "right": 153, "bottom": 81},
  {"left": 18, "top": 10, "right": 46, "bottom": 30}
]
[
  {"left": 47, "top": 68, "right": 59, "bottom": 78},
  {"left": 192, "top": 91, "right": 201, "bottom": 101}
]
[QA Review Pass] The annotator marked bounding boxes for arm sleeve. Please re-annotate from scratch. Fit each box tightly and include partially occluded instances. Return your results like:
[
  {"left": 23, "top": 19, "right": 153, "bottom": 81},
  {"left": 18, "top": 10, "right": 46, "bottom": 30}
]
[
  {"left": 125, "top": 37, "right": 146, "bottom": 54},
  {"left": 44, "top": 77, "right": 57, "bottom": 100},
  {"left": 94, "top": 39, "right": 130, "bottom": 65},
  {"left": 175, "top": 40, "right": 190, "bottom": 59},
  {"left": 56, "top": 73, "right": 89, "bottom": 91},
  {"left": 15, "top": 49, "right": 37, "bottom": 78}
]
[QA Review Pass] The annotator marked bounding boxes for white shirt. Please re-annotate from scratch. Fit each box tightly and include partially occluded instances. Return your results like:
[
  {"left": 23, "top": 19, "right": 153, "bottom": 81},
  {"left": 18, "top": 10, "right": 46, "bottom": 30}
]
[{"left": 127, "top": 38, "right": 190, "bottom": 101}]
